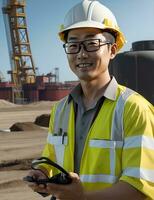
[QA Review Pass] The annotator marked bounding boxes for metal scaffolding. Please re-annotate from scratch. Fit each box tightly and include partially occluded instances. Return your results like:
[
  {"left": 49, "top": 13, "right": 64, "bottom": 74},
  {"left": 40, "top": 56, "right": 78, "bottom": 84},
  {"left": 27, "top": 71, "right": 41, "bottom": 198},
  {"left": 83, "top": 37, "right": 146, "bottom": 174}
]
[{"left": 2, "top": 0, "right": 36, "bottom": 88}]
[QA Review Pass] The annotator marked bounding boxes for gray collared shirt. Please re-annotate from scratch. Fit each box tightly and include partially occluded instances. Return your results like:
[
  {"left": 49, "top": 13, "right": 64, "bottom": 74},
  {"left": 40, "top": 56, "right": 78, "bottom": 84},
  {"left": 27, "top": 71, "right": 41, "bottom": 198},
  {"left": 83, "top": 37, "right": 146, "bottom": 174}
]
[{"left": 69, "top": 77, "right": 118, "bottom": 173}]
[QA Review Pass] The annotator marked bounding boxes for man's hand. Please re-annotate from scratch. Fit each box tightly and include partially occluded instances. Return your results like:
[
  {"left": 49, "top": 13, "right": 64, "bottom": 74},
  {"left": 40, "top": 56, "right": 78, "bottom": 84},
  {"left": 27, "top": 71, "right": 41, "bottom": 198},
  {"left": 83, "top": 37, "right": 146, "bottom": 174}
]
[
  {"left": 24, "top": 169, "right": 49, "bottom": 196},
  {"left": 45, "top": 172, "right": 86, "bottom": 200}
]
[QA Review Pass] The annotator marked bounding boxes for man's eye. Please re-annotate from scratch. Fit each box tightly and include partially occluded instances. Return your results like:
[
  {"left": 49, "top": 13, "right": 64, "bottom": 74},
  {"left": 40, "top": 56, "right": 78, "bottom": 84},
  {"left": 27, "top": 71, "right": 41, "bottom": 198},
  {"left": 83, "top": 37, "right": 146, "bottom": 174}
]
[
  {"left": 87, "top": 41, "right": 99, "bottom": 46},
  {"left": 68, "top": 44, "right": 78, "bottom": 49}
]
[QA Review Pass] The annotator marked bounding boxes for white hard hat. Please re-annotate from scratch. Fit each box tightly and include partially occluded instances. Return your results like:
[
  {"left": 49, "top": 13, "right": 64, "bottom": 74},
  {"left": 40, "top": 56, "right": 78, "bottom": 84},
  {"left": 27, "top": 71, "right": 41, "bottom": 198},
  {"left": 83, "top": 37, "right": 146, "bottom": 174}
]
[{"left": 59, "top": 0, "right": 126, "bottom": 51}]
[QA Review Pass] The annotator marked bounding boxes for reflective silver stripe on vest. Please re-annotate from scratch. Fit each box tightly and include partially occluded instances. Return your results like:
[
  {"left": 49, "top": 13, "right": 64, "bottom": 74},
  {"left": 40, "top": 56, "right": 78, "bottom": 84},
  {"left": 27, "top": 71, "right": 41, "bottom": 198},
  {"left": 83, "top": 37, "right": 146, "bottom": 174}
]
[
  {"left": 61, "top": 101, "right": 71, "bottom": 134},
  {"left": 52, "top": 96, "right": 70, "bottom": 166},
  {"left": 53, "top": 97, "right": 68, "bottom": 133},
  {"left": 122, "top": 167, "right": 154, "bottom": 183},
  {"left": 80, "top": 174, "right": 118, "bottom": 184},
  {"left": 47, "top": 134, "right": 68, "bottom": 166},
  {"left": 124, "top": 135, "right": 154, "bottom": 150},
  {"left": 89, "top": 139, "right": 123, "bottom": 148},
  {"left": 111, "top": 88, "right": 135, "bottom": 141},
  {"left": 47, "top": 134, "right": 68, "bottom": 145},
  {"left": 110, "top": 88, "right": 135, "bottom": 177}
]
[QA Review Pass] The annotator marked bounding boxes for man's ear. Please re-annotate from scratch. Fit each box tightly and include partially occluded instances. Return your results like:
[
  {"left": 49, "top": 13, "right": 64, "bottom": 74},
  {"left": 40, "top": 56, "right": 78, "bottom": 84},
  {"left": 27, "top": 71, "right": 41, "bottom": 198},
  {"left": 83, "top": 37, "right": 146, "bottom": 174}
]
[{"left": 110, "top": 43, "right": 117, "bottom": 59}]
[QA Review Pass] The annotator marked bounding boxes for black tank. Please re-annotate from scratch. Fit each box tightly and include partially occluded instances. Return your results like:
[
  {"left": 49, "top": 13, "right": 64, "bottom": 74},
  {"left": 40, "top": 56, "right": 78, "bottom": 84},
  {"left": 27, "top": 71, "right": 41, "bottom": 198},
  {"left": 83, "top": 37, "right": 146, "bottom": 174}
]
[{"left": 109, "top": 40, "right": 154, "bottom": 104}]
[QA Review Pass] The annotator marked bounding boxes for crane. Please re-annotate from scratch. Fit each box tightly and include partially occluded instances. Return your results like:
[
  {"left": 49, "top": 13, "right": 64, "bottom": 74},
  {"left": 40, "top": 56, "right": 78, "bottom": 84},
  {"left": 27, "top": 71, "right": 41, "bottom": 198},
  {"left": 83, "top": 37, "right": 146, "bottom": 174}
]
[
  {"left": 2, "top": 0, "right": 36, "bottom": 99},
  {"left": 0, "top": 70, "right": 5, "bottom": 82}
]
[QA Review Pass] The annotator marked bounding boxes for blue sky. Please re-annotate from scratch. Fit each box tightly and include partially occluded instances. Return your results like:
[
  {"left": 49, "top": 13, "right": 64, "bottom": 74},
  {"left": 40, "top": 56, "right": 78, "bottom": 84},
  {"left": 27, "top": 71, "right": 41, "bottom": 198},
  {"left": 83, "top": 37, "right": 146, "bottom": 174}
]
[{"left": 0, "top": 0, "right": 154, "bottom": 82}]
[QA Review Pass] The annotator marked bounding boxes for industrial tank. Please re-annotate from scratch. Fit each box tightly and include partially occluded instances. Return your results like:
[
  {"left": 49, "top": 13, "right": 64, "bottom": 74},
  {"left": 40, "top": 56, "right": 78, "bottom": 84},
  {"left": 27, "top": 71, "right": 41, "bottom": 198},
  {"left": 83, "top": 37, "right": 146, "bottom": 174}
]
[{"left": 109, "top": 40, "right": 154, "bottom": 104}]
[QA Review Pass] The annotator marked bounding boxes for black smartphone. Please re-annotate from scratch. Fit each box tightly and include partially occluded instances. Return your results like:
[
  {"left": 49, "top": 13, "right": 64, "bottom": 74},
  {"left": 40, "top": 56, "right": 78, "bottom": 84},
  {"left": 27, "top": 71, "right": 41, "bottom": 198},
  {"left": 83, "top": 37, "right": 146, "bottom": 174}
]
[{"left": 23, "top": 176, "right": 49, "bottom": 185}]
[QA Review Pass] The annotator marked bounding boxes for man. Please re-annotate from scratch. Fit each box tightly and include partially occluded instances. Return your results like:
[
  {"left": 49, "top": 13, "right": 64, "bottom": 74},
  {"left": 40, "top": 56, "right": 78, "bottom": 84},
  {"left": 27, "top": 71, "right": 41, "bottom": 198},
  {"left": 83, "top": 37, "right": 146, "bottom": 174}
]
[{"left": 27, "top": 0, "right": 154, "bottom": 199}]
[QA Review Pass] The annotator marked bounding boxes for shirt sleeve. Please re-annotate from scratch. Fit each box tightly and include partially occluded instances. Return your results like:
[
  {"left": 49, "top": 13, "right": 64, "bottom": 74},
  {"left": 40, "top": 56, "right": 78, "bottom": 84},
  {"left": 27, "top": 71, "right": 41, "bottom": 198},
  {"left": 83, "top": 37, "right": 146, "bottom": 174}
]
[{"left": 120, "top": 93, "right": 154, "bottom": 199}]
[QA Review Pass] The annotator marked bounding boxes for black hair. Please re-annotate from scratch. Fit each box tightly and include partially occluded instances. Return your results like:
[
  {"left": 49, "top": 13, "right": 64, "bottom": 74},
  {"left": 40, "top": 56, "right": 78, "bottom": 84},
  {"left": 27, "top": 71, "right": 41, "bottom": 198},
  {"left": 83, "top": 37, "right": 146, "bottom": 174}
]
[
  {"left": 103, "top": 29, "right": 117, "bottom": 43},
  {"left": 63, "top": 28, "right": 117, "bottom": 43},
  {"left": 64, "top": 31, "right": 69, "bottom": 42}
]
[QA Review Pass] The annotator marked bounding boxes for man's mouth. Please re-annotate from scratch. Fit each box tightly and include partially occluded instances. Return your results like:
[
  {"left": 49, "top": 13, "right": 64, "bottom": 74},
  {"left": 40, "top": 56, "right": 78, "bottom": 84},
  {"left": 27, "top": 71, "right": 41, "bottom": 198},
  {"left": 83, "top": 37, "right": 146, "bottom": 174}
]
[{"left": 77, "top": 63, "right": 93, "bottom": 68}]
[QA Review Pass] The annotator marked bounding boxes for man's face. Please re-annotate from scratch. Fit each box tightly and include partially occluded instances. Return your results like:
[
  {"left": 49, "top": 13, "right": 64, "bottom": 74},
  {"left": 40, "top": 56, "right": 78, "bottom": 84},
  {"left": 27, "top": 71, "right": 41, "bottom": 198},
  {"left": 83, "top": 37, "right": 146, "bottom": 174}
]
[{"left": 66, "top": 28, "right": 117, "bottom": 81}]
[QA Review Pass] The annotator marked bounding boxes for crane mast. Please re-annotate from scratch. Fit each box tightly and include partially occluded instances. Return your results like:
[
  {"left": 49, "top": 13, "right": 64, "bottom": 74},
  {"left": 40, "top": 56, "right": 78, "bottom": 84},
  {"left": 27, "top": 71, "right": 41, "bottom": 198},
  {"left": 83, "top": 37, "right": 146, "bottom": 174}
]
[
  {"left": 2, "top": 0, "right": 36, "bottom": 90},
  {"left": 1, "top": 0, "right": 71, "bottom": 104}
]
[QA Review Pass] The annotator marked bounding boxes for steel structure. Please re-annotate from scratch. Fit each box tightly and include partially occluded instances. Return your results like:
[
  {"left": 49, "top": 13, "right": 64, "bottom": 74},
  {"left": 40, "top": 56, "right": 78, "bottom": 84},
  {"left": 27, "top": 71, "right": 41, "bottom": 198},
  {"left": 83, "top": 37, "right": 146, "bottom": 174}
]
[
  {"left": 0, "top": 0, "right": 74, "bottom": 103},
  {"left": 0, "top": 71, "right": 5, "bottom": 82},
  {"left": 2, "top": 0, "right": 36, "bottom": 89}
]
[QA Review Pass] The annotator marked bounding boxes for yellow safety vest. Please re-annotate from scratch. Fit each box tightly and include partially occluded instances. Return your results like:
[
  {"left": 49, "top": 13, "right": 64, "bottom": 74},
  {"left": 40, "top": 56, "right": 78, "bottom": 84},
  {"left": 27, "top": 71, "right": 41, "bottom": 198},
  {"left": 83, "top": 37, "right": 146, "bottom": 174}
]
[{"left": 42, "top": 84, "right": 154, "bottom": 199}]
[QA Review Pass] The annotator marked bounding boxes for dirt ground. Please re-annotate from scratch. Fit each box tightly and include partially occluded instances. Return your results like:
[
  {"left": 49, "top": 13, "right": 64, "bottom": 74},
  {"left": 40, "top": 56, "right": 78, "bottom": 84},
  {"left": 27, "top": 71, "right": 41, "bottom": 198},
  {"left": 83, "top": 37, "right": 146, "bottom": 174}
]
[{"left": 0, "top": 100, "right": 55, "bottom": 200}]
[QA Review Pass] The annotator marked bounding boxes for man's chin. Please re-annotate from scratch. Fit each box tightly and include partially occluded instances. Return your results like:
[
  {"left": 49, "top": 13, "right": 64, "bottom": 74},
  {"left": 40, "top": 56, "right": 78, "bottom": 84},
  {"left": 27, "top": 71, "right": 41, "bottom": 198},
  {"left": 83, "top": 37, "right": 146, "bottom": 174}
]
[{"left": 77, "top": 74, "right": 96, "bottom": 82}]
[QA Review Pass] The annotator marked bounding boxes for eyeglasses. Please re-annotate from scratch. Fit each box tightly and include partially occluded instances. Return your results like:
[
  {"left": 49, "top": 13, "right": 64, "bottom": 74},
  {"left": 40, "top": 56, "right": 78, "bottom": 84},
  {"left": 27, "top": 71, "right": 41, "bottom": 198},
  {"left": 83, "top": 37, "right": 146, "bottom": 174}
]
[{"left": 63, "top": 39, "right": 111, "bottom": 54}]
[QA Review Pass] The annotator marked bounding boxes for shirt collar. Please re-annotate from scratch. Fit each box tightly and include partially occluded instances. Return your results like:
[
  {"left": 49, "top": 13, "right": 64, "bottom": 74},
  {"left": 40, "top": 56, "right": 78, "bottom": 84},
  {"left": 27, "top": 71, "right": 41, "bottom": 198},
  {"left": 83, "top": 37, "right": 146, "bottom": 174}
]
[
  {"left": 68, "top": 76, "right": 118, "bottom": 103},
  {"left": 68, "top": 84, "right": 82, "bottom": 104},
  {"left": 104, "top": 76, "right": 118, "bottom": 101}
]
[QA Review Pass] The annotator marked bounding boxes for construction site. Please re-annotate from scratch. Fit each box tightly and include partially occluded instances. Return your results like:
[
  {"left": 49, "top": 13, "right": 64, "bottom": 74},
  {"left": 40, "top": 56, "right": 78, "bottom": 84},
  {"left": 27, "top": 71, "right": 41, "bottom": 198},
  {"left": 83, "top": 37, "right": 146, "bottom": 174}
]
[
  {"left": 0, "top": 1, "right": 154, "bottom": 200},
  {"left": 0, "top": 0, "right": 79, "bottom": 104},
  {"left": 0, "top": 0, "right": 154, "bottom": 104}
]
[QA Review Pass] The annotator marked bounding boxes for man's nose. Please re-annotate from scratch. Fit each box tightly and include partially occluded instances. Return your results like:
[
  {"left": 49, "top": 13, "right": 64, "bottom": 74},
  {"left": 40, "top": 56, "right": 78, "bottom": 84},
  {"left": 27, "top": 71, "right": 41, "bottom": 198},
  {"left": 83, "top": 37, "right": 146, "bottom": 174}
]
[{"left": 77, "top": 44, "right": 88, "bottom": 58}]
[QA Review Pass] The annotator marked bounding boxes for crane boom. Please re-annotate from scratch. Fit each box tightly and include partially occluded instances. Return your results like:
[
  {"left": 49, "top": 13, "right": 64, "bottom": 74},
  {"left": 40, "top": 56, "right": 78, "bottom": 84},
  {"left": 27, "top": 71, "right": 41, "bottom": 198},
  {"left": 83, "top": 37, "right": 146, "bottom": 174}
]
[{"left": 2, "top": 0, "right": 36, "bottom": 88}]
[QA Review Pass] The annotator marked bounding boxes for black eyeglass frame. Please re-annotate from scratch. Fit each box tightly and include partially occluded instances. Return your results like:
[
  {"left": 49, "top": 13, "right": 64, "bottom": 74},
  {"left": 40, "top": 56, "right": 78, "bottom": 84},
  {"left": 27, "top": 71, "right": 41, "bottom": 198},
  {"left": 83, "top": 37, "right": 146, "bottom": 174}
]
[{"left": 63, "top": 39, "right": 112, "bottom": 54}]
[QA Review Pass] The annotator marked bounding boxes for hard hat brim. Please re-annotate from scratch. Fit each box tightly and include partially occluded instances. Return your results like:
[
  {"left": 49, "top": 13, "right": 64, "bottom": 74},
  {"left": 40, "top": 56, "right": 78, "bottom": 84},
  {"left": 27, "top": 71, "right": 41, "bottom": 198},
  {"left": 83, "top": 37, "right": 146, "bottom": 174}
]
[
  {"left": 60, "top": 21, "right": 109, "bottom": 33},
  {"left": 59, "top": 21, "right": 126, "bottom": 51}
]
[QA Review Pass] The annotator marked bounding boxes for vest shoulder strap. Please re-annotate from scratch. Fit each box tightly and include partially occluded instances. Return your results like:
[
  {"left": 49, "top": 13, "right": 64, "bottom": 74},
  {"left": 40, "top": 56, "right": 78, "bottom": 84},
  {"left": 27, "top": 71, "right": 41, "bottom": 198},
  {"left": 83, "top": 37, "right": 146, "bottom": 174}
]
[{"left": 111, "top": 87, "right": 135, "bottom": 141}]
